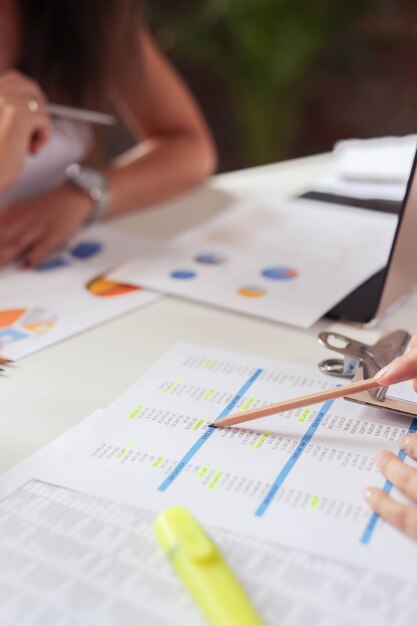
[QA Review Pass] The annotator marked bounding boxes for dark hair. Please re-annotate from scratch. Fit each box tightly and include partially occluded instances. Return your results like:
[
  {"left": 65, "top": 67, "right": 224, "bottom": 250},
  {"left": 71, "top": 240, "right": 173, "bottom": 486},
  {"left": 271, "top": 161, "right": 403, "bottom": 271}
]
[{"left": 17, "top": 0, "right": 143, "bottom": 109}]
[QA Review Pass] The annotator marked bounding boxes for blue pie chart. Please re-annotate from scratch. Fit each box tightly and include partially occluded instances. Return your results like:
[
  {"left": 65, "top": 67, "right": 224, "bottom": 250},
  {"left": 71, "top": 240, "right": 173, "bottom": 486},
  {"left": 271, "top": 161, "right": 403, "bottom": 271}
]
[
  {"left": 170, "top": 270, "right": 196, "bottom": 280},
  {"left": 261, "top": 266, "right": 298, "bottom": 280}
]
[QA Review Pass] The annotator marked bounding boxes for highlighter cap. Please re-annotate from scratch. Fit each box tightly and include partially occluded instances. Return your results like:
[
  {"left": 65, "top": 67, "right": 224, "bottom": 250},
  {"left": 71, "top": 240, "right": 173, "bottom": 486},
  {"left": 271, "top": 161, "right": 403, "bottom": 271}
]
[{"left": 155, "top": 506, "right": 216, "bottom": 563}]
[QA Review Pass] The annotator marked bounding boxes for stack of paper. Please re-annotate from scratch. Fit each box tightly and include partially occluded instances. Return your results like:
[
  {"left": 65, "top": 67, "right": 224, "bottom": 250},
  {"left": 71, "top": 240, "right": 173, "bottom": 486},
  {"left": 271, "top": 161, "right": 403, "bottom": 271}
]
[
  {"left": 1, "top": 343, "right": 416, "bottom": 624},
  {"left": 314, "top": 135, "right": 417, "bottom": 201}
]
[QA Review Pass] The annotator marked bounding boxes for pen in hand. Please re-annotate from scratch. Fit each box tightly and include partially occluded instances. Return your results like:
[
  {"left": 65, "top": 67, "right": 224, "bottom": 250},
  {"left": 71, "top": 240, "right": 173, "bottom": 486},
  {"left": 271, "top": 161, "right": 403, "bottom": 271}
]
[{"left": 47, "top": 103, "right": 116, "bottom": 126}]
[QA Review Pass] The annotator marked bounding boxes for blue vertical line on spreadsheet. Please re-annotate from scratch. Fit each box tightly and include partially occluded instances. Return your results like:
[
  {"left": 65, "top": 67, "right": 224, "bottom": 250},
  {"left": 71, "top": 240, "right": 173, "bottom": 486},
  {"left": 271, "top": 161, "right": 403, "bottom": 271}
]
[
  {"left": 255, "top": 398, "right": 335, "bottom": 517},
  {"left": 360, "top": 417, "right": 417, "bottom": 545},
  {"left": 158, "top": 368, "right": 263, "bottom": 492}
]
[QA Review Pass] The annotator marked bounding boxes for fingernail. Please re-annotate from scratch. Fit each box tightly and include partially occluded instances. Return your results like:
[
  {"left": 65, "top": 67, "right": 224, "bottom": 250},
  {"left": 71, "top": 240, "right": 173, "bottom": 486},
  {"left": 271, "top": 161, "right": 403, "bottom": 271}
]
[
  {"left": 374, "top": 450, "right": 387, "bottom": 468},
  {"left": 375, "top": 365, "right": 391, "bottom": 381},
  {"left": 363, "top": 487, "right": 374, "bottom": 502},
  {"left": 398, "top": 434, "right": 410, "bottom": 449}
]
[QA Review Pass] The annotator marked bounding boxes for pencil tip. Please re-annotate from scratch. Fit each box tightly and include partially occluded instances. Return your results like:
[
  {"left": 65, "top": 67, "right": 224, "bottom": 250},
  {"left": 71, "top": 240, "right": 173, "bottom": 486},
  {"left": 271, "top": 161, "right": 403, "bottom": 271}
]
[{"left": 207, "top": 422, "right": 217, "bottom": 428}]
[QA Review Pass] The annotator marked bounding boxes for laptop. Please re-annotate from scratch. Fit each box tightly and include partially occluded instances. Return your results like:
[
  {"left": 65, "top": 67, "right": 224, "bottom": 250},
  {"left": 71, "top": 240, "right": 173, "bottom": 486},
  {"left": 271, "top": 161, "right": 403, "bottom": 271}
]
[{"left": 321, "top": 148, "right": 417, "bottom": 323}]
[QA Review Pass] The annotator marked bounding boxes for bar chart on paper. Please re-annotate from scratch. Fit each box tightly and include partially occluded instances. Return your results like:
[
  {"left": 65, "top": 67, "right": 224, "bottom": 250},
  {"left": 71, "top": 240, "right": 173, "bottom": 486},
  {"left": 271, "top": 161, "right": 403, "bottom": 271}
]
[{"left": 24, "top": 342, "right": 417, "bottom": 579}]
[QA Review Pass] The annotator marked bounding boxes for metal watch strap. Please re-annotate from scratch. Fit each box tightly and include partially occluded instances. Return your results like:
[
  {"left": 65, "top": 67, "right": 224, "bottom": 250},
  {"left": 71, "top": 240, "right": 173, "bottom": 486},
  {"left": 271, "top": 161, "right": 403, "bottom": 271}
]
[{"left": 65, "top": 164, "right": 111, "bottom": 224}]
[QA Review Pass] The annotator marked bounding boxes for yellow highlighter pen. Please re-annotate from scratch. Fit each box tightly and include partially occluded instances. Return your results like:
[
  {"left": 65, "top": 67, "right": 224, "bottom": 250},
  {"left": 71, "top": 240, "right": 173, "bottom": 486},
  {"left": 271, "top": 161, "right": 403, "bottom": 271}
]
[{"left": 155, "top": 506, "right": 265, "bottom": 626}]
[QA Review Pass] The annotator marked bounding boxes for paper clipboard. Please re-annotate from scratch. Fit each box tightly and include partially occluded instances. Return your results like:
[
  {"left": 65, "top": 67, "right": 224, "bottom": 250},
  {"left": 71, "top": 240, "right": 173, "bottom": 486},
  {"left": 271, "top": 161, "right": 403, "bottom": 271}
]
[
  {"left": 318, "top": 329, "right": 417, "bottom": 417},
  {"left": 346, "top": 365, "right": 417, "bottom": 417}
]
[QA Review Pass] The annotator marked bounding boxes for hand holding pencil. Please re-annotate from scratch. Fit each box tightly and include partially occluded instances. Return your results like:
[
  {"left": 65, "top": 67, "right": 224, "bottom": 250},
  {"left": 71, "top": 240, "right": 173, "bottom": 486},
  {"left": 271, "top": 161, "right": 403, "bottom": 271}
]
[
  {"left": 210, "top": 336, "right": 417, "bottom": 429},
  {"left": 209, "top": 377, "right": 382, "bottom": 428}
]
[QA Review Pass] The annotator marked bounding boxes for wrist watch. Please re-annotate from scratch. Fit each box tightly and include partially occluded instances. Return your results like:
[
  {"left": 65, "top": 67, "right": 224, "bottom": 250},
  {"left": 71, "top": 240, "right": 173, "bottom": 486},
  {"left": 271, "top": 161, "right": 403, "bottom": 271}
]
[{"left": 66, "top": 163, "right": 111, "bottom": 223}]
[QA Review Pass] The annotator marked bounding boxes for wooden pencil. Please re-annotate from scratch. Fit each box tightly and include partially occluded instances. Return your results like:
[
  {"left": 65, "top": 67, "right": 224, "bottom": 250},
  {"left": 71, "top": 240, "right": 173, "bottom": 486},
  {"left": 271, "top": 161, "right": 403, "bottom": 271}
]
[{"left": 209, "top": 377, "right": 380, "bottom": 428}]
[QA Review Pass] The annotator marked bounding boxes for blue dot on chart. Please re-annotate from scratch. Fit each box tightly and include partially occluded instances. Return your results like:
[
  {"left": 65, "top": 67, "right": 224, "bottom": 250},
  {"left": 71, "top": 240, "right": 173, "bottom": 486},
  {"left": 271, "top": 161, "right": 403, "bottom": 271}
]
[
  {"left": 194, "top": 252, "right": 226, "bottom": 265},
  {"left": 36, "top": 256, "right": 69, "bottom": 271},
  {"left": 261, "top": 266, "right": 298, "bottom": 281},
  {"left": 70, "top": 241, "right": 103, "bottom": 260},
  {"left": 170, "top": 270, "right": 197, "bottom": 280}
]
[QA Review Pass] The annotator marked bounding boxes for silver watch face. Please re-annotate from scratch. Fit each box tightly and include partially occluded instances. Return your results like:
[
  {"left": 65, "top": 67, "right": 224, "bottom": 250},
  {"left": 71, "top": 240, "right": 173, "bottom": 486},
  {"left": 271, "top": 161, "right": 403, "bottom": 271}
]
[
  {"left": 66, "top": 165, "right": 110, "bottom": 222},
  {"left": 74, "top": 167, "right": 107, "bottom": 192}
]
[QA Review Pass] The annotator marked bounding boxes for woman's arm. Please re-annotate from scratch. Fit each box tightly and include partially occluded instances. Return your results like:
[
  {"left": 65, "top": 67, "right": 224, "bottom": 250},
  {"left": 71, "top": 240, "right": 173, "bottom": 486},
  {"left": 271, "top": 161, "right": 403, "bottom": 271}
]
[
  {"left": 0, "top": 29, "right": 216, "bottom": 267},
  {"left": 106, "top": 27, "right": 217, "bottom": 214}
]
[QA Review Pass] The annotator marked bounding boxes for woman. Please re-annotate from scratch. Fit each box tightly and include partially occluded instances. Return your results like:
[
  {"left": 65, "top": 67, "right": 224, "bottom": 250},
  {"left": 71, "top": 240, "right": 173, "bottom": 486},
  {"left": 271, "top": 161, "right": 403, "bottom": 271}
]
[
  {"left": 0, "top": 0, "right": 217, "bottom": 267},
  {"left": 367, "top": 335, "right": 417, "bottom": 539}
]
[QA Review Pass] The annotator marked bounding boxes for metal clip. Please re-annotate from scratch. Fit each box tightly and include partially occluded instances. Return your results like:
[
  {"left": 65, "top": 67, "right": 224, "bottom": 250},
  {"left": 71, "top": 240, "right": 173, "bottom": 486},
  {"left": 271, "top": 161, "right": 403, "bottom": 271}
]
[{"left": 318, "top": 329, "right": 411, "bottom": 400}]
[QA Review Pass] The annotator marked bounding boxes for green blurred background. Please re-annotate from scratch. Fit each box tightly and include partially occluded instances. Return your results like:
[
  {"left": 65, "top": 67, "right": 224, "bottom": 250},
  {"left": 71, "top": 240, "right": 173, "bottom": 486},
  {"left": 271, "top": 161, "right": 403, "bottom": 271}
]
[{"left": 143, "top": 0, "right": 417, "bottom": 172}]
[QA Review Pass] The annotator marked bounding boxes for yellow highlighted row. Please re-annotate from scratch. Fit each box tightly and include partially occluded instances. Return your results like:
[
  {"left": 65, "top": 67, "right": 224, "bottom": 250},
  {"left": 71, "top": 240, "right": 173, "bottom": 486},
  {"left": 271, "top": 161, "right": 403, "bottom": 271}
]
[
  {"left": 297, "top": 408, "right": 312, "bottom": 423},
  {"left": 240, "top": 397, "right": 256, "bottom": 411},
  {"left": 192, "top": 418, "right": 205, "bottom": 431},
  {"left": 252, "top": 432, "right": 270, "bottom": 449},
  {"left": 127, "top": 404, "right": 144, "bottom": 420},
  {"left": 118, "top": 441, "right": 134, "bottom": 461},
  {"left": 163, "top": 380, "right": 182, "bottom": 394},
  {"left": 202, "top": 388, "right": 216, "bottom": 401},
  {"left": 310, "top": 495, "right": 320, "bottom": 509},
  {"left": 202, "top": 358, "right": 216, "bottom": 369},
  {"left": 208, "top": 471, "right": 223, "bottom": 490}
]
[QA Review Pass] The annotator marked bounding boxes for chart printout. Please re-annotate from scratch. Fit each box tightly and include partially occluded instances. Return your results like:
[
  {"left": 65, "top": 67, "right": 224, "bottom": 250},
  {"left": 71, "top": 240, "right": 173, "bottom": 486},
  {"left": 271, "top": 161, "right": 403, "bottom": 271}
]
[
  {"left": 0, "top": 343, "right": 416, "bottom": 582},
  {"left": 110, "top": 198, "right": 397, "bottom": 328},
  {"left": 0, "top": 224, "right": 159, "bottom": 360},
  {"left": 1, "top": 479, "right": 416, "bottom": 626}
]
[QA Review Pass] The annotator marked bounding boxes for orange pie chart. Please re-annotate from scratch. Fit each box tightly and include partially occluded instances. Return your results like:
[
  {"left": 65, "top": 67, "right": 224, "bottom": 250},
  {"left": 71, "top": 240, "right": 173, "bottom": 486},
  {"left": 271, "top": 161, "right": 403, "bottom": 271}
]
[{"left": 238, "top": 286, "right": 266, "bottom": 298}]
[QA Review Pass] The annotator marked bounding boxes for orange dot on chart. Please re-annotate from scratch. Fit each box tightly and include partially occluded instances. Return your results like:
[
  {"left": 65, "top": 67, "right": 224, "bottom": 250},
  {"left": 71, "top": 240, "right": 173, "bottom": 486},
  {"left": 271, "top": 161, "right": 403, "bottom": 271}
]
[
  {"left": 238, "top": 287, "right": 266, "bottom": 298},
  {"left": 86, "top": 276, "right": 140, "bottom": 297},
  {"left": 286, "top": 269, "right": 298, "bottom": 278},
  {"left": 0, "top": 309, "right": 26, "bottom": 329}
]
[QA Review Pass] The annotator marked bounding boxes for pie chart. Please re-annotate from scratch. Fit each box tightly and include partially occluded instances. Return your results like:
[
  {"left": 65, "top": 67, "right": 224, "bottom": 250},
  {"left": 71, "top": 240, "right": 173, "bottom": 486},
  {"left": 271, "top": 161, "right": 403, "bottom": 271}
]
[
  {"left": 238, "top": 286, "right": 266, "bottom": 298},
  {"left": 261, "top": 266, "right": 298, "bottom": 280},
  {"left": 170, "top": 270, "right": 197, "bottom": 280},
  {"left": 0, "top": 308, "right": 56, "bottom": 344},
  {"left": 194, "top": 252, "right": 226, "bottom": 265},
  {"left": 86, "top": 274, "right": 140, "bottom": 297}
]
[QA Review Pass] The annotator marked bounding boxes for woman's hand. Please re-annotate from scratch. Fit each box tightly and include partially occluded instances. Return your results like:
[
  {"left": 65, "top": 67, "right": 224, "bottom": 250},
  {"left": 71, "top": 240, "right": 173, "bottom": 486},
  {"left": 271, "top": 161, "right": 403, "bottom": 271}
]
[
  {"left": 364, "top": 436, "right": 417, "bottom": 539},
  {"left": 0, "top": 184, "right": 93, "bottom": 268},
  {"left": 0, "top": 70, "right": 52, "bottom": 191},
  {"left": 364, "top": 335, "right": 417, "bottom": 539}
]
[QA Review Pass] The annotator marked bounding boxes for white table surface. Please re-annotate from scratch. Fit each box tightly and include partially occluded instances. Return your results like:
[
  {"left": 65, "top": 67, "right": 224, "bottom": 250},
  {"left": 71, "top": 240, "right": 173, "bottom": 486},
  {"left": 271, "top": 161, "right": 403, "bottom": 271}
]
[{"left": 2, "top": 153, "right": 417, "bottom": 475}]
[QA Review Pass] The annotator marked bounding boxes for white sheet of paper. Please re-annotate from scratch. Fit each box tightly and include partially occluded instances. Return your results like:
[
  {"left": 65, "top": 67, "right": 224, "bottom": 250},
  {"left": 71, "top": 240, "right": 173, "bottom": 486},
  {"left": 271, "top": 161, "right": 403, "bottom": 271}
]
[
  {"left": 0, "top": 224, "right": 159, "bottom": 360},
  {"left": 312, "top": 135, "right": 417, "bottom": 202},
  {"left": 1, "top": 343, "right": 416, "bottom": 586},
  {"left": 383, "top": 343, "right": 417, "bottom": 405},
  {"left": 1, "top": 479, "right": 416, "bottom": 626},
  {"left": 314, "top": 172, "right": 406, "bottom": 201},
  {"left": 109, "top": 198, "right": 397, "bottom": 328},
  {"left": 386, "top": 380, "right": 417, "bottom": 405},
  {"left": 333, "top": 135, "right": 417, "bottom": 183}
]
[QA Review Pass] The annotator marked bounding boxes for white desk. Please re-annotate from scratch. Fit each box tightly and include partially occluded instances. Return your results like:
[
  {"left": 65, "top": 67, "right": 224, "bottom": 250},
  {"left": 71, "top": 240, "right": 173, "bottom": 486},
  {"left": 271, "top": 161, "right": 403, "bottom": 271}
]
[{"left": 2, "top": 153, "right": 416, "bottom": 475}]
